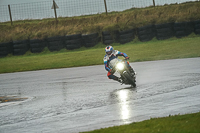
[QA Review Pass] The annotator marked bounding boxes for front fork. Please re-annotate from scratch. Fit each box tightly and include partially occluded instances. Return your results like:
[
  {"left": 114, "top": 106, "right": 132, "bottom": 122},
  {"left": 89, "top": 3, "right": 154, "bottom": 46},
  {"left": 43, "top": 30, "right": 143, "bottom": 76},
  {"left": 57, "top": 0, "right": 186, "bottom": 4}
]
[{"left": 120, "top": 61, "right": 135, "bottom": 83}]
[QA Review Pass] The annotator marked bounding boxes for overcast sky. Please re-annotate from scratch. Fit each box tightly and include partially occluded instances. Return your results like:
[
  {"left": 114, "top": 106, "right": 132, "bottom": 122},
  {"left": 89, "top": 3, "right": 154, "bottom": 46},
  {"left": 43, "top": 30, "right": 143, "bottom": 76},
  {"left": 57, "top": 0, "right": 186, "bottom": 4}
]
[{"left": 0, "top": 0, "right": 53, "bottom": 5}]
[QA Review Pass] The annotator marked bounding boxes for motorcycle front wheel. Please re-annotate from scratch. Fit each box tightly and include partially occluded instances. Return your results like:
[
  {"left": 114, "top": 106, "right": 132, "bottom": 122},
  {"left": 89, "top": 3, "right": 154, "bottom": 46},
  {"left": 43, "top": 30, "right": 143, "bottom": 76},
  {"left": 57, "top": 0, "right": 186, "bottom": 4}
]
[{"left": 123, "top": 72, "right": 136, "bottom": 87}]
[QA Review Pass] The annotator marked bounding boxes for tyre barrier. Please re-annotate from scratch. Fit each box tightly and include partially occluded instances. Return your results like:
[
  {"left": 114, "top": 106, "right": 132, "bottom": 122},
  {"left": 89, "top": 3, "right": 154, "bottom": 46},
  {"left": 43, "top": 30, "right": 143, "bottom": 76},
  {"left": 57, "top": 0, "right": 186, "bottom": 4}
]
[
  {"left": 13, "top": 40, "right": 29, "bottom": 55},
  {"left": 30, "top": 39, "right": 46, "bottom": 53},
  {"left": 47, "top": 36, "right": 65, "bottom": 52},
  {"left": 137, "top": 25, "right": 156, "bottom": 42},
  {"left": 82, "top": 33, "right": 99, "bottom": 47},
  {"left": 102, "top": 31, "right": 118, "bottom": 45},
  {"left": 1, "top": 20, "right": 200, "bottom": 57},
  {"left": 65, "top": 34, "right": 82, "bottom": 50},
  {"left": 194, "top": 20, "right": 200, "bottom": 35},
  {"left": 186, "top": 21, "right": 195, "bottom": 36},
  {"left": 118, "top": 29, "right": 135, "bottom": 44},
  {"left": 0, "top": 42, "right": 12, "bottom": 57},
  {"left": 155, "top": 23, "right": 174, "bottom": 40},
  {"left": 174, "top": 21, "right": 194, "bottom": 38}
]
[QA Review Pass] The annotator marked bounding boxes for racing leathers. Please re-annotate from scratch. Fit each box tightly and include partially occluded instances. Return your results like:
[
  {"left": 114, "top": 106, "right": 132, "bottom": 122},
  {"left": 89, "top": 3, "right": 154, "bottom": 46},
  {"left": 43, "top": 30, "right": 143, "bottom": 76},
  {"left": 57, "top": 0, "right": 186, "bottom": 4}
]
[{"left": 103, "top": 50, "right": 129, "bottom": 81}]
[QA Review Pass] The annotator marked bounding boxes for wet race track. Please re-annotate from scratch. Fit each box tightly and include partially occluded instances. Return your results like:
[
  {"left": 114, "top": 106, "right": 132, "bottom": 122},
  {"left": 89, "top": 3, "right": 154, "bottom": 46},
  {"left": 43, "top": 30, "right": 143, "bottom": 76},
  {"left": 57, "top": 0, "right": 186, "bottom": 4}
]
[{"left": 0, "top": 58, "right": 200, "bottom": 133}]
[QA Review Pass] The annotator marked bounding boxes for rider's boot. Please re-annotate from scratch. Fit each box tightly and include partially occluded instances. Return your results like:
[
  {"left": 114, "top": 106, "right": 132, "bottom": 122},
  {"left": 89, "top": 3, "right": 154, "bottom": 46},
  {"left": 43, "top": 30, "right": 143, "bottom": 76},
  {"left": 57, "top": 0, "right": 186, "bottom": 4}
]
[{"left": 114, "top": 77, "right": 122, "bottom": 83}]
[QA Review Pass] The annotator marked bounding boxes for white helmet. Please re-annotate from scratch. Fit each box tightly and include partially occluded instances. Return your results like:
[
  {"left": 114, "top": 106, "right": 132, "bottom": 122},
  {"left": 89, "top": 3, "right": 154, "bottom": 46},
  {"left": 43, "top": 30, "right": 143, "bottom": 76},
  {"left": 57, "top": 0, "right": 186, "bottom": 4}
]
[{"left": 105, "top": 46, "right": 114, "bottom": 56}]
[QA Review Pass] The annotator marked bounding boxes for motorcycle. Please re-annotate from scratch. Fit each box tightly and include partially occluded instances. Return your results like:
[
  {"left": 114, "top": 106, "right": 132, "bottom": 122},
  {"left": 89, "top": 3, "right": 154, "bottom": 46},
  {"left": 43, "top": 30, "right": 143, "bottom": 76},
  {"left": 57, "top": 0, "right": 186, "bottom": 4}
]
[{"left": 109, "top": 58, "right": 136, "bottom": 87}]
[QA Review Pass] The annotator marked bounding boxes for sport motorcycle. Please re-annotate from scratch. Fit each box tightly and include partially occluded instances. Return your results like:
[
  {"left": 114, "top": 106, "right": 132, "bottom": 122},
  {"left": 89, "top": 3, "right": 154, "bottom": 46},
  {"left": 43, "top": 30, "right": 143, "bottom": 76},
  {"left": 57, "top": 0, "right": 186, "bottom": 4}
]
[{"left": 109, "top": 58, "right": 136, "bottom": 87}]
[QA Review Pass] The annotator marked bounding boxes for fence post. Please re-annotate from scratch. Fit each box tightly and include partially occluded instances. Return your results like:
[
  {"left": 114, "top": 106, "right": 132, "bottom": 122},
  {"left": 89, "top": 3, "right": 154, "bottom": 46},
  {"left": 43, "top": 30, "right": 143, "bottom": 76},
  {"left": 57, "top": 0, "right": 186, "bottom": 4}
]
[
  {"left": 153, "top": 0, "right": 156, "bottom": 7},
  {"left": 53, "top": 0, "right": 58, "bottom": 24},
  {"left": 8, "top": 5, "right": 13, "bottom": 26},
  {"left": 104, "top": 0, "right": 108, "bottom": 15}
]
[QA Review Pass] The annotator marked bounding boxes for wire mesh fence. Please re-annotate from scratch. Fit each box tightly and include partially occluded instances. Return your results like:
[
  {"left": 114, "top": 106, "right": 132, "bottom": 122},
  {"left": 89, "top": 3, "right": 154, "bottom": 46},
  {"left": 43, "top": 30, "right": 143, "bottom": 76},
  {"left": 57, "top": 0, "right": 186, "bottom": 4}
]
[
  {"left": 0, "top": 0, "right": 199, "bottom": 23},
  {"left": 0, "top": 5, "right": 10, "bottom": 22}
]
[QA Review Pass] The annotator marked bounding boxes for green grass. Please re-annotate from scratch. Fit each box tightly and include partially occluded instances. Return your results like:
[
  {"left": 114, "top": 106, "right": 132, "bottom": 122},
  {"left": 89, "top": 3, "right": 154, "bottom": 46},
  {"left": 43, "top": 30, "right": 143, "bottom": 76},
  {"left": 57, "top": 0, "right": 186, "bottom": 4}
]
[
  {"left": 0, "top": 34, "right": 200, "bottom": 74},
  {"left": 82, "top": 112, "right": 200, "bottom": 133},
  {"left": 0, "top": 1, "right": 200, "bottom": 42}
]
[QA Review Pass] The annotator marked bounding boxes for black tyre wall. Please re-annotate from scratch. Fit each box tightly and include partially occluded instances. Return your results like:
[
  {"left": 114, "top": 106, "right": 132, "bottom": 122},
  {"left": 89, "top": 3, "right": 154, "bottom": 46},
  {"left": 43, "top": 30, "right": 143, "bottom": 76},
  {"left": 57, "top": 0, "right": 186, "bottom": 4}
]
[
  {"left": 102, "top": 31, "right": 119, "bottom": 45},
  {"left": 194, "top": 20, "right": 200, "bottom": 35},
  {"left": 0, "top": 42, "right": 13, "bottom": 57},
  {"left": 47, "top": 36, "right": 65, "bottom": 52},
  {"left": 13, "top": 40, "right": 29, "bottom": 55},
  {"left": 82, "top": 33, "right": 100, "bottom": 47},
  {"left": 118, "top": 29, "right": 135, "bottom": 44},
  {"left": 185, "top": 21, "right": 195, "bottom": 35},
  {"left": 155, "top": 23, "right": 174, "bottom": 40},
  {"left": 137, "top": 25, "right": 156, "bottom": 42},
  {"left": 65, "top": 34, "right": 82, "bottom": 50},
  {"left": 174, "top": 21, "right": 194, "bottom": 38},
  {"left": 30, "top": 39, "right": 46, "bottom": 53}
]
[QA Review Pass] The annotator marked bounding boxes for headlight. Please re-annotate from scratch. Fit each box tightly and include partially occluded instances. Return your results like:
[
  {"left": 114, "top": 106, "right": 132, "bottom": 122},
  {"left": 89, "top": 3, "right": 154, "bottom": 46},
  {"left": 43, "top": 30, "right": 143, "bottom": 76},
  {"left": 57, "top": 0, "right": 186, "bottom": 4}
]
[{"left": 116, "top": 62, "right": 124, "bottom": 70}]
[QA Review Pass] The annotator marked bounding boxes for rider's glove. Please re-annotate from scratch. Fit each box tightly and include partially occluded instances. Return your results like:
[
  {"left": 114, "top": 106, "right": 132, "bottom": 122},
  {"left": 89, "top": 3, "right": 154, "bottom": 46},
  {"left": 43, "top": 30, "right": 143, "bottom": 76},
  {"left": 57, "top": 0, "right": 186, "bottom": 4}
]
[{"left": 125, "top": 57, "right": 129, "bottom": 60}]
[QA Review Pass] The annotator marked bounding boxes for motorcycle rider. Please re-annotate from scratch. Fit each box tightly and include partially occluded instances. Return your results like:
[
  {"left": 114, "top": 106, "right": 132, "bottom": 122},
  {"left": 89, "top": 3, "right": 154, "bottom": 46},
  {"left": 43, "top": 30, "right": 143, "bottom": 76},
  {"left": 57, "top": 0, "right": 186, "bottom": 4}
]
[{"left": 103, "top": 45, "right": 135, "bottom": 83}]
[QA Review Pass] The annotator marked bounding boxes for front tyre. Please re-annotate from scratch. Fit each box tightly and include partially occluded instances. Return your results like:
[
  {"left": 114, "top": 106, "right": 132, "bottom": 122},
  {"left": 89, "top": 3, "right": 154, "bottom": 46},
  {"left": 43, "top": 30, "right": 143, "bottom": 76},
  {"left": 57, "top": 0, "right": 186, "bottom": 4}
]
[{"left": 123, "top": 72, "right": 136, "bottom": 87}]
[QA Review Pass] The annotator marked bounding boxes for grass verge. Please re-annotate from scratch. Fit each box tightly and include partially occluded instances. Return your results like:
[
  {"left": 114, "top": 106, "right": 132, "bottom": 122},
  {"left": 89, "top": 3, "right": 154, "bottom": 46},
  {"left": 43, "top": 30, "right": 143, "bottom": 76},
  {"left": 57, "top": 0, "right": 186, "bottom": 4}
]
[
  {"left": 0, "top": 34, "right": 200, "bottom": 74},
  {"left": 82, "top": 112, "right": 200, "bottom": 133}
]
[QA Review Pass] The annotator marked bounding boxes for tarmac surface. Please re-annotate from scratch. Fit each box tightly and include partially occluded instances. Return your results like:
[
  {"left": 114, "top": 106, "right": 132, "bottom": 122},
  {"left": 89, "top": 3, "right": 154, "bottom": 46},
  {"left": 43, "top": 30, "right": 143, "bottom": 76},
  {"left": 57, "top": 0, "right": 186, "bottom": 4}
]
[{"left": 0, "top": 58, "right": 200, "bottom": 133}]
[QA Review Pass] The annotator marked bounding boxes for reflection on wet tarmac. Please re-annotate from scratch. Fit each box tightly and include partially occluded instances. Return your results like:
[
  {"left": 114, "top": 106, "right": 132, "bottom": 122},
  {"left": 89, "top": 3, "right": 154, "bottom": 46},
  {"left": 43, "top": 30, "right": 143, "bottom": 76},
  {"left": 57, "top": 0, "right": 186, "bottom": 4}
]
[
  {"left": 111, "top": 87, "right": 137, "bottom": 124},
  {"left": 118, "top": 90, "right": 130, "bottom": 122}
]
